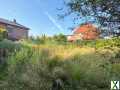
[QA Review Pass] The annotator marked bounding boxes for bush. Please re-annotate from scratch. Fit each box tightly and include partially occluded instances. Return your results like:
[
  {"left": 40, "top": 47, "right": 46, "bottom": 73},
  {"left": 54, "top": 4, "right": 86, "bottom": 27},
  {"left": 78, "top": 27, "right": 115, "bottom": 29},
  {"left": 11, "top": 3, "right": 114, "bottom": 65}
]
[
  {"left": 63, "top": 54, "right": 111, "bottom": 89},
  {"left": 111, "top": 63, "right": 120, "bottom": 80},
  {"left": 73, "top": 37, "right": 120, "bottom": 49},
  {"left": 0, "top": 39, "right": 21, "bottom": 49},
  {"left": 95, "top": 37, "right": 120, "bottom": 48},
  {"left": 0, "top": 28, "right": 7, "bottom": 41},
  {"left": 0, "top": 40, "right": 22, "bottom": 81}
]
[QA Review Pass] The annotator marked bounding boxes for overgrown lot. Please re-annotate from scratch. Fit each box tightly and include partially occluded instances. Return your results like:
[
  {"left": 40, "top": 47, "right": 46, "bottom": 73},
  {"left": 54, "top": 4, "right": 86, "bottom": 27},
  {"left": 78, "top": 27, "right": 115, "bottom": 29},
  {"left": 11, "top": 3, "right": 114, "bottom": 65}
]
[{"left": 0, "top": 37, "right": 120, "bottom": 90}]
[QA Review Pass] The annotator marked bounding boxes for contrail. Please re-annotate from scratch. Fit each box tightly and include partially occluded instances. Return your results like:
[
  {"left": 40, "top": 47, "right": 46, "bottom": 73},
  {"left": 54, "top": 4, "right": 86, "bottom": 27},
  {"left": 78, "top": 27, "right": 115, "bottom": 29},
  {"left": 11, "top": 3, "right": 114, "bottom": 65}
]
[{"left": 45, "top": 12, "right": 64, "bottom": 32}]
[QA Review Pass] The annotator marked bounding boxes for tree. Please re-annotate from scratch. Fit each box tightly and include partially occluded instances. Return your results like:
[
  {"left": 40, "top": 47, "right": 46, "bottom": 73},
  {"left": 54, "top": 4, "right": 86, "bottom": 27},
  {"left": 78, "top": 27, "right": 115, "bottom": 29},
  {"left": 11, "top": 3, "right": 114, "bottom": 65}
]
[
  {"left": 0, "top": 28, "right": 7, "bottom": 41},
  {"left": 53, "top": 33, "right": 67, "bottom": 44},
  {"left": 35, "top": 35, "right": 47, "bottom": 44},
  {"left": 60, "top": 0, "right": 120, "bottom": 33}
]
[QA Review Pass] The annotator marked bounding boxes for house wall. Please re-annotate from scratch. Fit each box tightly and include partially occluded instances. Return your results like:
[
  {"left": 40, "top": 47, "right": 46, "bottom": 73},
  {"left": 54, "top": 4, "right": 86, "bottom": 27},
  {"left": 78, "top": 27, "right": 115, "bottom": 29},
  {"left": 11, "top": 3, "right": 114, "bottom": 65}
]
[
  {"left": 0, "top": 23, "right": 6, "bottom": 30},
  {"left": 67, "top": 34, "right": 83, "bottom": 41},
  {"left": 6, "top": 25, "right": 28, "bottom": 40},
  {"left": 0, "top": 23, "right": 28, "bottom": 40}
]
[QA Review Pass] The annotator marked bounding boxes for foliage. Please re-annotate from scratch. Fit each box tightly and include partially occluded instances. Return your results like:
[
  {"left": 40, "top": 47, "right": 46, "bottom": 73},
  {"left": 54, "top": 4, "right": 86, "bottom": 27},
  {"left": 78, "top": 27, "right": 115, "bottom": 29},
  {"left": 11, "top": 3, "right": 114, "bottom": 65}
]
[
  {"left": 111, "top": 63, "right": 120, "bottom": 80},
  {"left": 0, "top": 37, "right": 120, "bottom": 89},
  {"left": 27, "top": 35, "right": 120, "bottom": 49},
  {"left": 0, "top": 42, "right": 119, "bottom": 90},
  {"left": 0, "top": 39, "right": 21, "bottom": 51},
  {"left": 27, "top": 34, "right": 67, "bottom": 45},
  {"left": 0, "top": 28, "right": 7, "bottom": 41},
  {"left": 73, "top": 37, "right": 120, "bottom": 48},
  {"left": 0, "top": 40, "right": 22, "bottom": 81},
  {"left": 95, "top": 37, "right": 120, "bottom": 48},
  {"left": 60, "top": 0, "right": 120, "bottom": 34},
  {"left": 53, "top": 33, "right": 67, "bottom": 44}
]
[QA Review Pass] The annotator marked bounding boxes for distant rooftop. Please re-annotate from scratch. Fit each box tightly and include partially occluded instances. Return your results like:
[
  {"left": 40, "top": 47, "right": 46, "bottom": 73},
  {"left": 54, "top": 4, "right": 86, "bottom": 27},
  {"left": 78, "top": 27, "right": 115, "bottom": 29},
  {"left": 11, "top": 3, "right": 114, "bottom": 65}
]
[{"left": 0, "top": 18, "right": 29, "bottom": 30}]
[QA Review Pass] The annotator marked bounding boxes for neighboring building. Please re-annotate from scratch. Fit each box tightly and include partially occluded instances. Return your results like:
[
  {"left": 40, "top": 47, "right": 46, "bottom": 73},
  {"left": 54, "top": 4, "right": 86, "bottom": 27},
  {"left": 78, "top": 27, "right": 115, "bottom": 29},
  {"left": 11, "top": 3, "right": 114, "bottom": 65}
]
[
  {"left": 67, "top": 23, "right": 100, "bottom": 41},
  {"left": 0, "top": 18, "right": 29, "bottom": 40}
]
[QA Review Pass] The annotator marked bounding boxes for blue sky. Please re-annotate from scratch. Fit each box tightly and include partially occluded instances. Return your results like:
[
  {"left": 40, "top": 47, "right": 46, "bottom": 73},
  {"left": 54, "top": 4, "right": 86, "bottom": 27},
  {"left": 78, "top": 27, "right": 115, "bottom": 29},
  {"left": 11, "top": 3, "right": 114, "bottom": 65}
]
[{"left": 0, "top": 0, "right": 91, "bottom": 36}]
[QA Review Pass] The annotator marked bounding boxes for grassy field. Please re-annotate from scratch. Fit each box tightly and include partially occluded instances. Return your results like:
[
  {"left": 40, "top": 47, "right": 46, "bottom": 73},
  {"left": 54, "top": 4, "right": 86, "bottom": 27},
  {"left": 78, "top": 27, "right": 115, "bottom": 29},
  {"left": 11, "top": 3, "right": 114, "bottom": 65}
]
[{"left": 0, "top": 38, "right": 120, "bottom": 90}]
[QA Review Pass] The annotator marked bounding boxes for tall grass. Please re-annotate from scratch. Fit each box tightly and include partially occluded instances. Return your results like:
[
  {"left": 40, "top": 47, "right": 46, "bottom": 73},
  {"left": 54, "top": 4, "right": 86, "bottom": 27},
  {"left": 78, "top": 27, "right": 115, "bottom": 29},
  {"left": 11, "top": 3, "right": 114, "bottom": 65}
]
[
  {"left": 0, "top": 43, "right": 119, "bottom": 90},
  {"left": 0, "top": 37, "right": 120, "bottom": 90}
]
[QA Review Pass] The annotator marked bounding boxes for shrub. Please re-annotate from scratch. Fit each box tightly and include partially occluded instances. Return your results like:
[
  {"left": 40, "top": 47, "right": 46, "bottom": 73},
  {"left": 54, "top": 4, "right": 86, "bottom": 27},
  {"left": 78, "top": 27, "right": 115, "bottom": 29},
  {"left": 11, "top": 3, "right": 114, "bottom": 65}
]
[
  {"left": 0, "top": 40, "right": 22, "bottom": 81},
  {"left": 53, "top": 33, "right": 67, "bottom": 45},
  {"left": 95, "top": 37, "right": 120, "bottom": 48},
  {"left": 111, "top": 63, "right": 120, "bottom": 80},
  {"left": 63, "top": 54, "right": 112, "bottom": 89},
  {"left": 0, "top": 28, "right": 7, "bottom": 41}
]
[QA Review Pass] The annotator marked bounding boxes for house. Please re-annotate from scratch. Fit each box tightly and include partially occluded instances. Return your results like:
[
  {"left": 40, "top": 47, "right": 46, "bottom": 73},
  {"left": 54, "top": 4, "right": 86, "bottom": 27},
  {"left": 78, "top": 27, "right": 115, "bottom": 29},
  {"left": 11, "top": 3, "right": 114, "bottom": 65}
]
[
  {"left": 0, "top": 18, "right": 29, "bottom": 40},
  {"left": 67, "top": 23, "right": 100, "bottom": 41}
]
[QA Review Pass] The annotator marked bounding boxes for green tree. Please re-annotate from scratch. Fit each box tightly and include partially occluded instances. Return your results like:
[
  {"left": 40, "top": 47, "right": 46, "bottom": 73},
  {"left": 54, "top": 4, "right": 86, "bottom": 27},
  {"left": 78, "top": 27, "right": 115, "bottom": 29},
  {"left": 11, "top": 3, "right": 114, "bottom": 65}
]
[
  {"left": 35, "top": 34, "right": 51, "bottom": 44},
  {"left": 60, "top": 0, "right": 120, "bottom": 32},
  {"left": 53, "top": 33, "right": 67, "bottom": 44}
]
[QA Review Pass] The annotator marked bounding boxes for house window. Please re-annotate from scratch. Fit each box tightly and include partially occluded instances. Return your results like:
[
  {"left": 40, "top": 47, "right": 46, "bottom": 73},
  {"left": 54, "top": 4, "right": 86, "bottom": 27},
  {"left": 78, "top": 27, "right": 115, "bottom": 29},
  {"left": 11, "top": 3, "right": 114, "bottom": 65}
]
[{"left": 7, "top": 25, "right": 14, "bottom": 33}]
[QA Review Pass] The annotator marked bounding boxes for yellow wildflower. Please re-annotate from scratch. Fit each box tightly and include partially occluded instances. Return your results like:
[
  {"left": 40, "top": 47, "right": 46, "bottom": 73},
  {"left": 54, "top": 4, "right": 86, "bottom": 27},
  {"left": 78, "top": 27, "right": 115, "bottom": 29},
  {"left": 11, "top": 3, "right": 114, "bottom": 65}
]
[{"left": 0, "top": 28, "right": 6, "bottom": 32}]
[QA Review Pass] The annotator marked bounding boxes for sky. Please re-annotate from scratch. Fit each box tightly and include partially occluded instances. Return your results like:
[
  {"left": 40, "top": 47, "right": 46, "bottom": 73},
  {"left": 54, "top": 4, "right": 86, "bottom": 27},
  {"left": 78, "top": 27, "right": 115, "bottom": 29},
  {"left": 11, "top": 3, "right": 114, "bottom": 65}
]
[{"left": 0, "top": 0, "right": 90, "bottom": 36}]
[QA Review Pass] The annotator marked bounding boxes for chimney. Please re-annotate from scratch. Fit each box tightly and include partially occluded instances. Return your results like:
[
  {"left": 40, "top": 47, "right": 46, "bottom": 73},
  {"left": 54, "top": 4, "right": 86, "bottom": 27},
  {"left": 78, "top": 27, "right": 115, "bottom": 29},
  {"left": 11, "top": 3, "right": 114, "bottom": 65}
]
[{"left": 13, "top": 19, "right": 17, "bottom": 23}]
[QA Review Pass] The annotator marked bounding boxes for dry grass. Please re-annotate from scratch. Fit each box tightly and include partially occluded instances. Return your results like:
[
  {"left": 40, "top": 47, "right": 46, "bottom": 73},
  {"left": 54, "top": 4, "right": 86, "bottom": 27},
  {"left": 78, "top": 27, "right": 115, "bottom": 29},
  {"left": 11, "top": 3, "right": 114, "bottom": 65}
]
[{"left": 31, "top": 44, "right": 96, "bottom": 61}]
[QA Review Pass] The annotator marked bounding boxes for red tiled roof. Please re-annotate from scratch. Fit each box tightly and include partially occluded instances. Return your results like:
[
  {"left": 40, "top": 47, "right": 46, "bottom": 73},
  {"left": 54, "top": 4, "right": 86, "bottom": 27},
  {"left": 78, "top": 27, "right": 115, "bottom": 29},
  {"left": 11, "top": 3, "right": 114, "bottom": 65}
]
[
  {"left": 72, "top": 23, "right": 100, "bottom": 40},
  {"left": 74, "top": 23, "right": 97, "bottom": 34}
]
